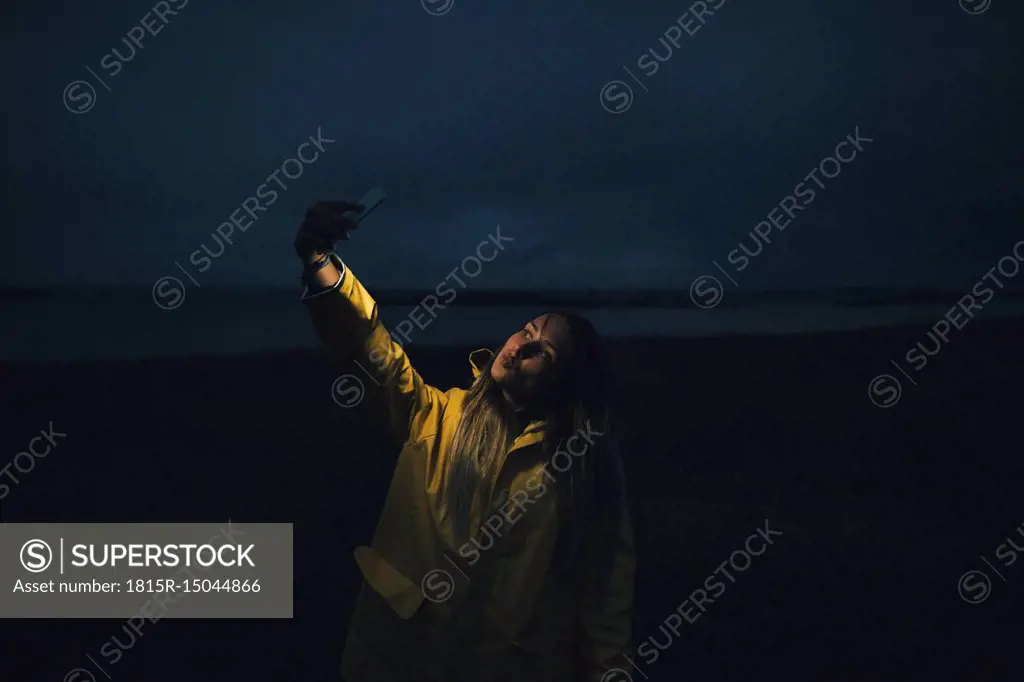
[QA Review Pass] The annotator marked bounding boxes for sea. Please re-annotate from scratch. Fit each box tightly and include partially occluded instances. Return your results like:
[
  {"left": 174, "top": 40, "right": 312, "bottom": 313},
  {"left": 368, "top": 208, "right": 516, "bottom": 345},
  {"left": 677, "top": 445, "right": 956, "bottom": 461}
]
[{"left": 4, "top": 289, "right": 1024, "bottom": 364}]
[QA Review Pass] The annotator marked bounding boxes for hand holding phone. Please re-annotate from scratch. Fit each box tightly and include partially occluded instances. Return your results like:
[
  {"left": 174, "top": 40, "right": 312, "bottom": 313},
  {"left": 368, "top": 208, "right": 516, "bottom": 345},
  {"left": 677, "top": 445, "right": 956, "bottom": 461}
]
[{"left": 295, "top": 185, "right": 386, "bottom": 263}]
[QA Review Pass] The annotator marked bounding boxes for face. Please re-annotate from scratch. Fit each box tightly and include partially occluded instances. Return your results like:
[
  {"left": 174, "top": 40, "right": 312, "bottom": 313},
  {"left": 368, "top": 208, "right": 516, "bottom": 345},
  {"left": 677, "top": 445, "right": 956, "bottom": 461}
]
[{"left": 490, "top": 313, "right": 573, "bottom": 404}]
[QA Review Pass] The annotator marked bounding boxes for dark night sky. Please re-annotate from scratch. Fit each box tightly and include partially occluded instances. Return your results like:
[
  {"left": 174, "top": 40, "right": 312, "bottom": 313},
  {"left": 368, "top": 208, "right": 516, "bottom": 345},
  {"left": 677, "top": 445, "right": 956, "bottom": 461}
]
[{"left": 2, "top": 0, "right": 1021, "bottom": 290}]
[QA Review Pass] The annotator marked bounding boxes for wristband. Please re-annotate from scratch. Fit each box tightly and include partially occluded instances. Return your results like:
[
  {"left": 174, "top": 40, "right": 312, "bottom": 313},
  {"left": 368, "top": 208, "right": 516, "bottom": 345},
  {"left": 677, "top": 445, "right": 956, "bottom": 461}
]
[
  {"left": 307, "top": 252, "right": 332, "bottom": 272},
  {"left": 301, "top": 252, "right": 333, "bottom": 285}
]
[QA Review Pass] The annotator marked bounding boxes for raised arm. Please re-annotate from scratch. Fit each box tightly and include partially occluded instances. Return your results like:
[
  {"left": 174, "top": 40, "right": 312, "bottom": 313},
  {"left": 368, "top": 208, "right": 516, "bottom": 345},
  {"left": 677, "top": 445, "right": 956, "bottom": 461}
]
[{"left": 296, "top": 202, "right": 447, "bottom": 445}]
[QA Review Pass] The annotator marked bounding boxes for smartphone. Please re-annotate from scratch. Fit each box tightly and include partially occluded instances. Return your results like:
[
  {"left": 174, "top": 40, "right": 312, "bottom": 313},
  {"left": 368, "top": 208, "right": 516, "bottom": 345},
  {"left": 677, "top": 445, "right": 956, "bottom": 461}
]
[{"left": 347, "top": 185, "right": 387, "bottom": 224}]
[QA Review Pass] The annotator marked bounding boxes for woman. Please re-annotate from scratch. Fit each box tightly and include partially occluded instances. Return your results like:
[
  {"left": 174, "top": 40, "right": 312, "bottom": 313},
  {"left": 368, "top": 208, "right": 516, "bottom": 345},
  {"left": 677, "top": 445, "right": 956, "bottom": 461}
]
[{"left": 295, "top": 201, "right": 636, "bottom": 682}]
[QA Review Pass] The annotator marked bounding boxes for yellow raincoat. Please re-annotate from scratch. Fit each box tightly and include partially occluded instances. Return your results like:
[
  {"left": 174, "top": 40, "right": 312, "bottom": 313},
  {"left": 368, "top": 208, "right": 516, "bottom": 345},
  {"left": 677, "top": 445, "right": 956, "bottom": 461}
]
[{"left": 303, "top": 255, "right": 635, "bottom": 682}]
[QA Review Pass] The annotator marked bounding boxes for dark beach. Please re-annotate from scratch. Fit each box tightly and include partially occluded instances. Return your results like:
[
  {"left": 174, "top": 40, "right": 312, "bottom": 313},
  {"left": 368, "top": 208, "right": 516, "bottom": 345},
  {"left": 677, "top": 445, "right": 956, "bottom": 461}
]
[{"left": 3, "top": 312, "right": 1022, "bottom": 681}]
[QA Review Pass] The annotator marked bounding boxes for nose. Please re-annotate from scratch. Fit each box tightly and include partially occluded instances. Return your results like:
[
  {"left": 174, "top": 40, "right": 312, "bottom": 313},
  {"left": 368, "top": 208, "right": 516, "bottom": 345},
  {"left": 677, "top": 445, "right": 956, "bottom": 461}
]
[{"left": 516, "top": 341, "right": 543, "bottom": 359}]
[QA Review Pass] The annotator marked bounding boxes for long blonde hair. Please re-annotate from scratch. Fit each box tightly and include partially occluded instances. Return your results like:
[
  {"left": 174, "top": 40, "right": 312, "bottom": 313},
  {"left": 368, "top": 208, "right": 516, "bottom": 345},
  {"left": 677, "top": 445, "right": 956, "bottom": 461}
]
[
  {"left": 444, "top": 357, "right": 520, "bottom": 545},
  {"left": 443, "top": 311, "right": 627, "bottom": 570}
]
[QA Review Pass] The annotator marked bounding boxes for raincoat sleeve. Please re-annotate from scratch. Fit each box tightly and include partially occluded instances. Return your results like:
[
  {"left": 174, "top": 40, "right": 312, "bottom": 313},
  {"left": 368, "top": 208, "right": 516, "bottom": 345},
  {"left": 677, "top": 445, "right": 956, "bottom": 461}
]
[
  {"left": 301, "top": 254, "right": 447, "bottom": 444},
  {"left": 576, "top": 502, "right": 636, "bottom": 682}
]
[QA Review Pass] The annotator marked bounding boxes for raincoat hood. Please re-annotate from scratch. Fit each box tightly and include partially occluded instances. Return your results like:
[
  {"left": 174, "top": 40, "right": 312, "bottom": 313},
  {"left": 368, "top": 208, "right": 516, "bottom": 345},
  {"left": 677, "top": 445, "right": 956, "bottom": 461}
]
[{"left": 469, "top": 347, "right": 495, "bottom": 380}]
